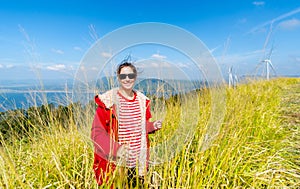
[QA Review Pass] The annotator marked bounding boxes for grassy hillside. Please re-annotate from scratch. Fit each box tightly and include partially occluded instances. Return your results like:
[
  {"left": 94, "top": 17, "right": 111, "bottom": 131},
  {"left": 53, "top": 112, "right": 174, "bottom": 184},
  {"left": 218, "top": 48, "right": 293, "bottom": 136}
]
[{"left": 0, "top": 78, "right": 299, "bottom": 188}]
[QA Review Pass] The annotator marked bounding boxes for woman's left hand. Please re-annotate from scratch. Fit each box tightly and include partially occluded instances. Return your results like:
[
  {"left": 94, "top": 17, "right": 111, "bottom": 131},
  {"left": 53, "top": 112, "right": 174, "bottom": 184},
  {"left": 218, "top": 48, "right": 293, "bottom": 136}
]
[{"left": 154, "top": 120, "right": 162, "bottom": 130}]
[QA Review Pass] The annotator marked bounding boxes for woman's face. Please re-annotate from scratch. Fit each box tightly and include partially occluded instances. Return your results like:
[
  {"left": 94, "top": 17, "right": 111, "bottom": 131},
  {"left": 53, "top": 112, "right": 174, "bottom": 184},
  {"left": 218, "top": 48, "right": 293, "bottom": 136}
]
[{"left": 118, "top": 66, "right": 136, "bottom": 91}]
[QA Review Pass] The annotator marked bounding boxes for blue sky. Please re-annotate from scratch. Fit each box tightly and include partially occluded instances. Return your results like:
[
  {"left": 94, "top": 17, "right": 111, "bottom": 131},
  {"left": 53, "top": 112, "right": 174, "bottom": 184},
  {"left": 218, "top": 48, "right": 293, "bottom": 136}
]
[{"left": 0, "top": 0, "right": 300, "bottom": 82}]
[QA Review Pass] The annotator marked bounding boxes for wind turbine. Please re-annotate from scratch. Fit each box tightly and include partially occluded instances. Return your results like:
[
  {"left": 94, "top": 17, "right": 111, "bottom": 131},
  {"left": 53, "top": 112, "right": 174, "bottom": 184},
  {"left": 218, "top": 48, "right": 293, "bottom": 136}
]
[
  {"left": 255, "top": 21, "right": 277, "bottom": 80},
  {"left": 228, "top": 66, "right": 238, "bottom": 88},
  {"left": 257, "top": 46, "right": 276, "bottom": 80}
]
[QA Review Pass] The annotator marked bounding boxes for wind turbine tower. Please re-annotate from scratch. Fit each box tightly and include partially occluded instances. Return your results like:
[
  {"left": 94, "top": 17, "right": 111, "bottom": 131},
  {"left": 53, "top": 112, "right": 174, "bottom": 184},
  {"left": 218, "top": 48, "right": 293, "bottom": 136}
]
[
  {"left": 261, "top": 59, "right": 275, "bottom": 80},
  {"left": 228, "top": 66, "right": 238, "bottom": 88},
  {"left": 261, "top": 46, "right": 276, "bottom": 80}
]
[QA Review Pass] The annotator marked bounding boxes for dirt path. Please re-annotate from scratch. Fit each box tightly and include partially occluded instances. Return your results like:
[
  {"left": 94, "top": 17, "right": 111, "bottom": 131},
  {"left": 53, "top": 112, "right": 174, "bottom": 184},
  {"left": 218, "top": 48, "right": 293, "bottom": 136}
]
[
  {"left": 279, "top": 80, "right": 300, "bottom": 182},
  {"left": 280, "top": 82, "right": 300, "bottom": 126}
]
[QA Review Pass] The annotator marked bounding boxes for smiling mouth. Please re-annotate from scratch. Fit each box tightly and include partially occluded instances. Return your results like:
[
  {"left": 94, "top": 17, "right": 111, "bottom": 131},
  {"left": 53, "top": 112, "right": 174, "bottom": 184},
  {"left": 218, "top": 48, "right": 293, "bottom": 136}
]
[{"left": 122, "top": 81, "right": 133, "bottom": 86}]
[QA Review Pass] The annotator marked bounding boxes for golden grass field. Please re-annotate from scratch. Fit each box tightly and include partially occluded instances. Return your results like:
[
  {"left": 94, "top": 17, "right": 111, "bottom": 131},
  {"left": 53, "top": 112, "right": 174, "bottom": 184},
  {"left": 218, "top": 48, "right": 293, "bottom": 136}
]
[{"left": 0, "top": 77, "right": 299, "bottom": 188}]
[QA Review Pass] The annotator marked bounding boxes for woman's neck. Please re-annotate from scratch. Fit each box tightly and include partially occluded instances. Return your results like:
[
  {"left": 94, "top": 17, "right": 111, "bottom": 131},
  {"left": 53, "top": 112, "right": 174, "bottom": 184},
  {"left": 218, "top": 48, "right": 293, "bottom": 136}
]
[{"left": 118, "top": 88, "right": 134, "bottom": 100}]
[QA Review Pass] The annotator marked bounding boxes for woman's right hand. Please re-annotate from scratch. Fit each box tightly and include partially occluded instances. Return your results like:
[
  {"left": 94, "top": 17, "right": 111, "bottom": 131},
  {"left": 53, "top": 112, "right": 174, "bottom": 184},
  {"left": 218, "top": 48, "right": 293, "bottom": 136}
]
[{"left": 116, "top": 144, "right": 129, "bottom": 165}]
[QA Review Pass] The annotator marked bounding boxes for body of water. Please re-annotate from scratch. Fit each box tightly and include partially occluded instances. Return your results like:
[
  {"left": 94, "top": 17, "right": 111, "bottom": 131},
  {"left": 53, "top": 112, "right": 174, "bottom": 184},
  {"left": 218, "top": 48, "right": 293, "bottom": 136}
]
[{"left": 0, "top": 91, "right": 73, "bottom": 112}]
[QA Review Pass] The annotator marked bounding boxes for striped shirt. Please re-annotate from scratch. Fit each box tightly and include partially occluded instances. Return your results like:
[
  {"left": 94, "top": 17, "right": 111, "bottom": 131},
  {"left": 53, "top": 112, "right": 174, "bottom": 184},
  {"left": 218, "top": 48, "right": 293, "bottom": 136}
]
[{"left": 117, "top": 92, "right": 142, "bottom": 167}]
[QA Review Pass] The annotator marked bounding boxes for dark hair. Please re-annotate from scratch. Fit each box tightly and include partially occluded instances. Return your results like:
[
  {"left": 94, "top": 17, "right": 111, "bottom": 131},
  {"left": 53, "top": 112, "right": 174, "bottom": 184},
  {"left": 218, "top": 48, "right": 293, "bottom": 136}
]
[{"left": 117, "top": 62, "right": 137, "bottom": 75}]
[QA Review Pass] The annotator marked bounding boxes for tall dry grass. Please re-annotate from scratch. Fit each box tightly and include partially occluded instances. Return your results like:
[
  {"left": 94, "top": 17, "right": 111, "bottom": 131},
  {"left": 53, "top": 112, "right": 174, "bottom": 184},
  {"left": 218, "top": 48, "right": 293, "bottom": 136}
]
[{"left": 0, "top": 77, "right": 299, "bottom": 188}]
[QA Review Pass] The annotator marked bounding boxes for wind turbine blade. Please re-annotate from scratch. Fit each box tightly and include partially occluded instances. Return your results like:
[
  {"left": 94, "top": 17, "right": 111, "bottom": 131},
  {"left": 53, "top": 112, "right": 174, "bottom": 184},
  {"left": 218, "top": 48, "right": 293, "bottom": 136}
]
[
  {"left": 262, "top": 22, "right": 274, "bottom": 59},
  {"left": 229, "top": 66, "right": 233, "bottom": 73},
  {"left": 269, "top": 61, "right": 276, "bottom": 75},
  {"left": 268, "top": 44, "right": 274, "bottom": 59},
  {"left": 234, "top": 75, "right": 238, "bottom": 83},
  {"left": 255, "top": 61, "right": 264, "bottom": 75}
]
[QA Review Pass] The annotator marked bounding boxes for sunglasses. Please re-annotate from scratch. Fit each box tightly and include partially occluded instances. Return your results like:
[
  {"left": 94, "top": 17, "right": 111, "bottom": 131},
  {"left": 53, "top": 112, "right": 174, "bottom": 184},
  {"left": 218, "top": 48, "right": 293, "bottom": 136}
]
[{"left": 118, "top": 73, "right": 136, "bottom": 80}]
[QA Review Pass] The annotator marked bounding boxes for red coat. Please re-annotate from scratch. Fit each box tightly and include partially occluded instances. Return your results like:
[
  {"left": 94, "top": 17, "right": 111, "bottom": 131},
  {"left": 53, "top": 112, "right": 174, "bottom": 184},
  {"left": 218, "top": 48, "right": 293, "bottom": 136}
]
[{"left": 91, "top": 90, "right": 158, "bottom": 186}]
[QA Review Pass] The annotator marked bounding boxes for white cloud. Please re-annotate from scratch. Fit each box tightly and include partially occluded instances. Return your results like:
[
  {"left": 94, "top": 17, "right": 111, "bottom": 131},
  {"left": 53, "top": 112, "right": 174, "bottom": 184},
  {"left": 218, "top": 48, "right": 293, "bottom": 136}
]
[
  {"left": 30, "top": 64, "right": 43, "bottom": 70},
  {"left": 51, "top": 48, "right": 64, "bottom": 55},
  {"left": 278, "top": 18, "right": 300, "bottom": 30},
  {"left": 177, "top": 62, "right": 190, "bottom": 68},
  {"left": 150, "top": 62, "right": 160, "bottom": 68},
  {"left": 101, "top": 52, "right": 112, "bottom": 58},
  {"left": 216, "top": 50, "right": 263, "bottom": 74},
  {"left": 91, "top": 66, "right": 98, "bottom": 71},
  {"left": 6, "top": 64, "right": 14, "bottom": 68},
  {"left": 151, "top": 53, "right": 167, "bottom": 59},
  {"left": 69, "top": 65, "right": 76, "bottom": 70},
  {"left": 73, "top": 46, "right": 82, "bottom": 51},
  {"left": 139, "top": 61, "right": 172, "bottom": 69},
  {"left": 0, "top": 58, "right": 18, "bottom": 69},
  {"left": 291, "top": 56, "right": 300, "bottom": 65},
  {"left": 46, "top": 64, "right": 66, "bottom": 71},
  {"left": 248, "top": 7, "right": 300, "bottom": 34},
  {"left": 253, "top": 1, "right": 265, "bottom": 6}
]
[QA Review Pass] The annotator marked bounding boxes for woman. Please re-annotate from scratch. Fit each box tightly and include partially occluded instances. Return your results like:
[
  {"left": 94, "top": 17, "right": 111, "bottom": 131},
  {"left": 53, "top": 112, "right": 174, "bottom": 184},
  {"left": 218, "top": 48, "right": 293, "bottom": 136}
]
[{"left": 91, "top": 61, "right": 162, "bottom": 187}]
